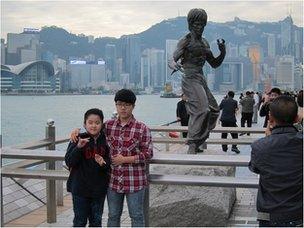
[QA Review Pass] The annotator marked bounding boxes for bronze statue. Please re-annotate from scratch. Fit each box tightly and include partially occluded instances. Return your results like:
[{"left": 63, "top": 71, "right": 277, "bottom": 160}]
[{"left": 169, "top": 8, "right": 226, "bottom": 154}]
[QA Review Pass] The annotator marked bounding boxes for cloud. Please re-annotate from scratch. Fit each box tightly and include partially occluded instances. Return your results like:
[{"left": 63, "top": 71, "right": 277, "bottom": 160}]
[{"left": 1, "top": 1, "right": 303, "bottom": 39}]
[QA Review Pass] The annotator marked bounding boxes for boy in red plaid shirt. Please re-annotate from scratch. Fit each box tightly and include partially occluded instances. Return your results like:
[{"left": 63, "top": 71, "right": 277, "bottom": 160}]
[{"left": 71, "top": 89, "right": 153, "bottom": 227}]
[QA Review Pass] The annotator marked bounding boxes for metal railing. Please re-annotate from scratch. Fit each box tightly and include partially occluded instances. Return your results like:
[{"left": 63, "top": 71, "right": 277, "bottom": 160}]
[{"left": 1, "top": 120, "right": 264, "bottom": 225}]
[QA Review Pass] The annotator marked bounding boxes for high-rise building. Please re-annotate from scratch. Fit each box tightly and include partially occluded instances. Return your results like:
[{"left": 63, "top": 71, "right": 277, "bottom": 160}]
[
  {"left": 150, "top": 49, "right": 165, "bottom": 87},
  {"left": 7, "top": 29, "right": 40, "bottom": 65},
  {"left": 121, "top": 36, "right": 141, "bottom": 86},
  {"left": 248, "top": 44, "right": 261, "bottom": 90},
  {"left": 141, "top": 49, "right": 151, "bottom": 89},
  {"left": 275, "top": 55, "right": 294, "bottom": 90},
  {"left": 280, "top": 16, "right": 293, "bottom": 55},
  {"left": 214, "top": 57, "right": 252, "bottom": 92},
  {"left": 1, "top": 39, "right": 5, "bottom": 64},
  {"left": 105, "top": 44, "right": 117, "bottom": 82},
  {"left": 68, "top": 61, "right": 106, "bottom": 90},
  {"left": 267, "top": 34, "right": 276, "bottom": 58},
  {"left": 165, "top": 39, "right": 178, "bottom": 82},
  {"left": 294, "top": 28, "right": 303, "bottom": 63},
  {"left": 294, "top": 64, "right": 303, "bottom": 90}
]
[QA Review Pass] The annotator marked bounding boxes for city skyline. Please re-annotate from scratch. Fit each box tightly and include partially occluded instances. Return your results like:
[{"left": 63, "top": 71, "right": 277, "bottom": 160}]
[{"left": 1, "top": 0, "right": 303, "bottom": 39}]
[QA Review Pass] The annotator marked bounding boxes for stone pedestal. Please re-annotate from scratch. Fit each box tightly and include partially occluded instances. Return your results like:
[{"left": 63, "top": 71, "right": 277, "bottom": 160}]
[{"left": 149, "top": 165, "right": 236, "bottom": 227}]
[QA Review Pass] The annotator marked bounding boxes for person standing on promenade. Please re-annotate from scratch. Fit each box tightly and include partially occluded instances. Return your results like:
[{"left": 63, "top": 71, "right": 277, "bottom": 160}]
[
  {"left": 259, "top": 87, "right": 281, "bottom": 127},
  {"left": 219, "top": 91, "right": 240, "bottom": 154},
  {"left": 239, "top": 91, "right": 255, "bottom": 135},
  {"left": 70, "top": 89, "right": 153, "bottom": 227},
  {"left": 65, "top": 108, "right": 110, "bottom": 227},
  {"left": 249, "top": 96, "right": 303, "bottom": 227},
  {"left": 252, "top": 92, "right": 260, "bottom": 123},
  {"left": 176, "top": 94, "right": 190, "bottom": 138},
  {"left": 168, "top": 8, "right": 226, "bottom": 154}
]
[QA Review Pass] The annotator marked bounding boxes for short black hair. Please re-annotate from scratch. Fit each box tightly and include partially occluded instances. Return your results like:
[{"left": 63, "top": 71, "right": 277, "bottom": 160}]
[
  {"left": 84, "top": 108, "right": 104, "bottom": 124},
  {"left": 114, "top": 89, "right": 136, "bottom": 104},
  {"left": 270, "top": 87, "right": 281, "bottom": 95},
  {"left": 269, "top": 96, "right": 298, "bottom": 125},
  {"left": 228, "top": 91, "right": 234, "bottom": 98},
  {"left": 246, "top": 91, "right": 251, "bottom": 96}
]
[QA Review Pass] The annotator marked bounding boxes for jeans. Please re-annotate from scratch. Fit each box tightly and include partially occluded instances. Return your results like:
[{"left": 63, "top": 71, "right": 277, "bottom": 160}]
[
  {"left": 107, "top": 188, "right": 145, "bottom": 227},
  {"left": 259, "top": 219, "right": 303, "bottom": 227},
  {"left": 72, "top": 194, "right": 106, "bottom": 227}
]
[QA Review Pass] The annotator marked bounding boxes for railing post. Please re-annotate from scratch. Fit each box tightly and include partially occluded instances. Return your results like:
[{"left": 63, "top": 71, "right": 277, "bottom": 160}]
[
  {"left": 144, "top": 163, "right": 150, "bottom": 227},
  {"left": 165, "top": 132, "right": 169, "bottom": 151},
  {"left": 46, "top": 119, "right": 56, "bottom": 223},
  {"left": 0, "top": 134, "right": 4, "bottom": 227}
]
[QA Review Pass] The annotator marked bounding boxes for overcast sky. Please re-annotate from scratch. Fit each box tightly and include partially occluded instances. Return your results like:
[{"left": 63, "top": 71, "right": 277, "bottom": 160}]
[{"left": 1, "top": 0, "right": 303, "bottom": 39}]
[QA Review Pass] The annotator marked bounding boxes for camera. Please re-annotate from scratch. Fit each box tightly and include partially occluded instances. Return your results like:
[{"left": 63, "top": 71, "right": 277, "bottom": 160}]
[{"left": 78, "top": 132, "right": 90, "bottom": 139}]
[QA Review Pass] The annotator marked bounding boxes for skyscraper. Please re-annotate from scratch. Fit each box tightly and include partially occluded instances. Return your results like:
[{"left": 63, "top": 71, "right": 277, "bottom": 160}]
[
  {"left": 121, "top": 36, "right": 141, "bottom": 86},
  {"left": 105, "top": 44, "right": 117, "bottom": 82},
  {"left": 280, "top": 16, "right": 293, "bottom": 55},
  {"left": 165, "top": 39, "right": 178, "bottom": 82},
  {"left": 267, "top": 34, "right": 276, "bottom": 58},
  {"left": 150, "top": 49, "right": 165, "bottom": 87},
  {"left": 7, "top": 29, "right": 40, "bottom": 65},
  {"left": 141, "top": 49, "right": 151, "bottom": 89},
  {"left": 275, "top": 55, "right": 294, "bottom": 90}
]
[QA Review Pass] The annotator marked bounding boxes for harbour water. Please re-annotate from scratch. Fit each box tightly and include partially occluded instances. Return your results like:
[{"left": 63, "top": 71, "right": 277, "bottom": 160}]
[{"left": 2, "top": 94, "right": 228, "bottom": 147}]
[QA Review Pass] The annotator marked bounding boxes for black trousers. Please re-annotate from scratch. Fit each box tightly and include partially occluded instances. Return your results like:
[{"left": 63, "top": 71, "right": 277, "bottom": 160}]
[
  {"left": 241, "top": 112, "right": 253, "bottom": 128},
  {"left": 221, "top": 121, "right": 238, "bottom": 151},
  {"left": 181, "top": 119, "right": 189, "bottom": 138}
]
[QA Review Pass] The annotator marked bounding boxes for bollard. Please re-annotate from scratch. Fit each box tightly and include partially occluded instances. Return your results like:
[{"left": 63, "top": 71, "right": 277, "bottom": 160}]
[
  {"left": 143, "top": 163, "right": 150, "bottom": 227},
  {"left": 45, "top": 119, "right": 57, "bottom": 223}
]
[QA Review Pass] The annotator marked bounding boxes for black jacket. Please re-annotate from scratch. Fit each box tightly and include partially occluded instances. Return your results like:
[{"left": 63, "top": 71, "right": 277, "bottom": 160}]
[
  {"left": 259, "top": 102, "right": 270, "bottom": 127},
  {"left": 249, "top": 126, "right": 303, "bottom": 222},
  {"left": 65, "top": 132, "right": 110, "bottom": 198}
]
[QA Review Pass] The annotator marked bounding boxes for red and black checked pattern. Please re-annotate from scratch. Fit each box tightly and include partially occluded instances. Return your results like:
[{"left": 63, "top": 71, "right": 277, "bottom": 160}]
[{"left": 105, "top": 116, "right": 153, "bottom": 193}]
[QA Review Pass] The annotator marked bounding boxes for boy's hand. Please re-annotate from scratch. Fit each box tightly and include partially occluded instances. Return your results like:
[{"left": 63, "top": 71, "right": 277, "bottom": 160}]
[
  {"left": 95, "top": 154, "right": 106, "bottom": 166},
  {"left": 70, "top": 128, "right": 80, "bottom": 143},
  {"left": 77, "top": 138, "right": 89, "bottom": 148},
  {"left": 112, "top": 154, "right": 125, "bottom": 166}
]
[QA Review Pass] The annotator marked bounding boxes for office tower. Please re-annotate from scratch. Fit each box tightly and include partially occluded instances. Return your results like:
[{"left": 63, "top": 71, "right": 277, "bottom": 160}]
[
  {"left": 165, "top": 39, "right": 178, "bottom": 82},
  {"left": 7, "top": 28, "right": 40, "bottom": 64},
  {"left": 141, "top": 49, "right": 151, "bottom": 89},
  {"left": 280, "top": 16, "right": 293, "bottom": 55},
  {"left": 105, "top": 44, "right": 117, "bottom": 82},
  {"left": 1, "top": 39, "right": 5, "bottom": 64},
  {"left": 275, "top": 55, "right": 294, "bottom": 90},
  {"left": 267, "top": 34, "right": 276, "bottom": 58},
  {"left": 150, "top": 49, "right": 165, "bottom": 87},
  {"left": 248, "top": 44, "right": 261, "bottom": 90},
  {"left": 121, "top": 36, "right": 141, "bottom": 86}
]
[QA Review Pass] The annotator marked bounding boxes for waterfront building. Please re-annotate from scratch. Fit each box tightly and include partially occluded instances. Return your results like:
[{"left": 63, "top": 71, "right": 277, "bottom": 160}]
[
  {"left": 280, "top": 16, "right": 293, "bottom": 56},
  {"left": 150, "top": 49, "right": 165, "bottom": 88},
  {"left": 0, "top": 60, "right": 59, "bottom": 93},
  {"left": 6, "top": 28, "right": 40, "bottom": 65},
  {"left": 1, "top": 38, "right": 5, "bottom": 64},
  {"left": 214, "top": 57, "right": 252, "bottom": 92},
  {"left": 141, "top": 49, "right": 151, "bottom": 89},
  {"left": 105, "top": 44, "right": 117, "bottom": 82},
  {"left": 165, "top": 39, "right": 178, "bottom": 82},
  {"left": 275, "top": 55, "right": 294, "bottom": 90},
  {"left": 121, "top": 36, "right": 141, "bottom": 85},
  {"left": 267, "top": 34, "right": 276, "bottom": 58},
  {"left": 68, "top": 60, "right": 106, "bottom": 90}
]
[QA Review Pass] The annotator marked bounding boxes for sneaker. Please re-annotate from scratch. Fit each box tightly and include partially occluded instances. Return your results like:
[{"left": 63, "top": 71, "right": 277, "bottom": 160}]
[{"left": 231, "top": 147, "right": 240, "bottom": 154}]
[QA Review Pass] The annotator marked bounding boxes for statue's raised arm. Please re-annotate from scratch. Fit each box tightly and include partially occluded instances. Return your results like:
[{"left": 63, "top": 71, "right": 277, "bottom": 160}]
[{"left": 168, "top": 8, "right": 226, "bottom": 154}]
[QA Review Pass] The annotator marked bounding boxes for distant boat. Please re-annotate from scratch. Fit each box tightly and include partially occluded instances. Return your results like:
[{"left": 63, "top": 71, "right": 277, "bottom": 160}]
[{"left": 160, "top": 92, "right": 180, "bottom": 98}]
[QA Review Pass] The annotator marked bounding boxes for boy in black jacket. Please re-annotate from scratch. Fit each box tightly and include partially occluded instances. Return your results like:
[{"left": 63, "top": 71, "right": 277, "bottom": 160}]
[{"left": 65, "top": 108, "right": 110, "bottom": 227}]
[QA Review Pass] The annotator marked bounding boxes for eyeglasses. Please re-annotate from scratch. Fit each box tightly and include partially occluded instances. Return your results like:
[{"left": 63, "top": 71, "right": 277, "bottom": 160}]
[{"left": 115, "top": 102, "right": 133, "bottom": 108}]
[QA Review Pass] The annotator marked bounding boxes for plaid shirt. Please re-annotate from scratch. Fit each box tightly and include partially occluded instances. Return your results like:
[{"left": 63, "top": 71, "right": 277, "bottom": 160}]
[{"left": 105, "top": 116, "right": 153, "bottom": 193}]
